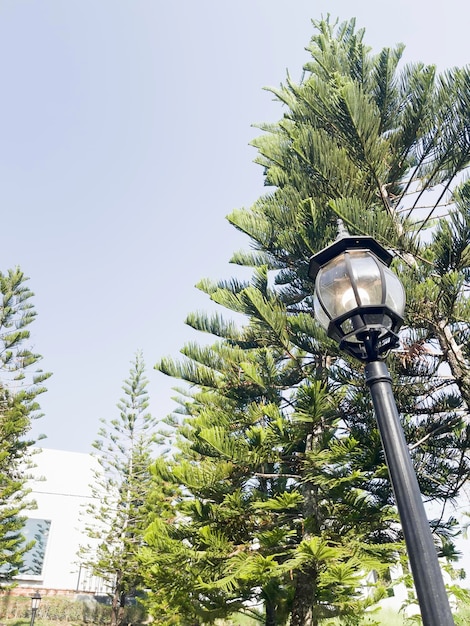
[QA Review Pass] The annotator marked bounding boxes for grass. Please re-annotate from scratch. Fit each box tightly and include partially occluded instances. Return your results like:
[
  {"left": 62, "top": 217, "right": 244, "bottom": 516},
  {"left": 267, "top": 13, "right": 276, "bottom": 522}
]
[
  {"left": 2, "top": 605, "right": 470, "bottom": 626},
  {"left": 1, "top": 620, "right": 110, "bottom": 626},
  {"left": 321, "top": 610, "right": 407, "bottom": 625},
  {"left": 364, "top": 609, "right": 410, "bottom": 625},
  {"left": 218, "top": 608, "right": 410, "bottom": 625}
]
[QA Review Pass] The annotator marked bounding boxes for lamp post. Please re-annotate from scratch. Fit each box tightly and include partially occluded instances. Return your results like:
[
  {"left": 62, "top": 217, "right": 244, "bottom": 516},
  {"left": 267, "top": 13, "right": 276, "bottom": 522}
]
[
  {"left": 308, "top": 226, "right": 455, "bottom": 626},
  {"left": 29, "top": 592, "right": 41, "bottom": 626}
]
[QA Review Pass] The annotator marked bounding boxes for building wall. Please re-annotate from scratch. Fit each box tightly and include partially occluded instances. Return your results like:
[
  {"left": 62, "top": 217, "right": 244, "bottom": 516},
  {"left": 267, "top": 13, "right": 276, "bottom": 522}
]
[{"left": 16, "top": 448, "right": 104, "bottom": 594}]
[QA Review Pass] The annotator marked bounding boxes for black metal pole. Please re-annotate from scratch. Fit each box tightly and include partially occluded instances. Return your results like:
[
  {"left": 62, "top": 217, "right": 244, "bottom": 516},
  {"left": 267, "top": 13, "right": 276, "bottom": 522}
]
[
  {"left": 364, "top": 360, "right": 454, "bottom": 626},
  {"left": 30, "top": 608, "right": 37, "bottom": 626}
]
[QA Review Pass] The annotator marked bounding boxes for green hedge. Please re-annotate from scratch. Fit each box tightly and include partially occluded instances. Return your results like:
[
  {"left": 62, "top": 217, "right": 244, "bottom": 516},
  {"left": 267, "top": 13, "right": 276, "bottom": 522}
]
[{"left": 0, "top": 594, "right": 146, "bottom": 625}]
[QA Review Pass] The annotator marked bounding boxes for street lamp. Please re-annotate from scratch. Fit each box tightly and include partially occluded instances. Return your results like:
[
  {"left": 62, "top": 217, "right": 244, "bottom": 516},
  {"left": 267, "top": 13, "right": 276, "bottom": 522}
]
[
  {"left": 30, "top": 592, "right": 41, "bottom": 626},
  {"left": 308, "top": 226, "right": 455, "bottom": 626}
]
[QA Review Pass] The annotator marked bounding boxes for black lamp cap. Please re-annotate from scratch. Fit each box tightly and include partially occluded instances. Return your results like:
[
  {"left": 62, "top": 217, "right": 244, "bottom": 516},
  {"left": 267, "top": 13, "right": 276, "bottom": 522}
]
[{"left": 308, "top": 235, "right": 393, "bottom": 282}]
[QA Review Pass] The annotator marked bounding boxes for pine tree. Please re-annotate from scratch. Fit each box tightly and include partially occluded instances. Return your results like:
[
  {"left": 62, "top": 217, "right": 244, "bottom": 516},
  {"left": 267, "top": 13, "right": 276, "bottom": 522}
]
[
  {"left": 145, "top": 17, "right": 470, "bottom": 625},
  {"left": 0, "top": 268, "right": 50, "bottom": 585},
  {"left": 228, "top": 17, "right": 470, "bottom": 620},
  {"left": 227, "top": 14, "right": 470, "bottom": 513},
  {"left": 79, "top": 352, "right": 159, "bottom": 626},
  {"left": 143, "top": 270, "right": 403, "bottom": 625}
]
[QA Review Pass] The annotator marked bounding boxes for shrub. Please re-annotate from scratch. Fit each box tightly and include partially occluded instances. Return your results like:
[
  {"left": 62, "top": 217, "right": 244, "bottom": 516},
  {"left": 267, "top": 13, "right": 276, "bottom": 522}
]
[{"left": 0, "top": 594, "right": 146, "bottom": 625}]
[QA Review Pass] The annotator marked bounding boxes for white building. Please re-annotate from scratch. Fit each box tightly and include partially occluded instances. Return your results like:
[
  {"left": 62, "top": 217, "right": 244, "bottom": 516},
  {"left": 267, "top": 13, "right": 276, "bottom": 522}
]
[{"left": 16, "top": 447, "right": 105, "bottom": 595}]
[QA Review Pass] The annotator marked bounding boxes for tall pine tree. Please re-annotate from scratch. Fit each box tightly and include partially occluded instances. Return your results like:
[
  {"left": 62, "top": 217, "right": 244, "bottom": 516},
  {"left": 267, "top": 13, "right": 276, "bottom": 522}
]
[
  {"left": 79, "top": 352, "right": 159, "bottom": 626},
  {"left": 0, "top": 268, "right": 50, "bottom": 585},
  {"left": 144, "top": 17, "right": 470, "bottom": 625},
  {"left": 143, "top": 275, "right": 400, "bottom": 624}
]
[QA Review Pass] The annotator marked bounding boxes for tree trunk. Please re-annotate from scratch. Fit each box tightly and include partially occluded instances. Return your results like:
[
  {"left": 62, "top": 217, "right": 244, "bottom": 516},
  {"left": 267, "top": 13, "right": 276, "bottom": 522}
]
[
  {"left": 290, "top": 431, "right": 319, "bottom": 626},
  {"left": 265, "top": 596, "right": 277, "bottom": 626},
  {"left": 110, "top": 571, "right": 126, "bottom": 626},
  {"left": 289, "top": 568, "right": 317, "bottom": 626},
  {"left": 437, "top": 319, "right": 470, "bottom": 407}
]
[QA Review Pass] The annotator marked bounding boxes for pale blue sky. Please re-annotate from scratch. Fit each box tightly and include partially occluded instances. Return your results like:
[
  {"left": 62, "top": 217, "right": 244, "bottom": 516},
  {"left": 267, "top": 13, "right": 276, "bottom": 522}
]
[{"left": 1, "top": 0, "right": 469, "bottom": 454}]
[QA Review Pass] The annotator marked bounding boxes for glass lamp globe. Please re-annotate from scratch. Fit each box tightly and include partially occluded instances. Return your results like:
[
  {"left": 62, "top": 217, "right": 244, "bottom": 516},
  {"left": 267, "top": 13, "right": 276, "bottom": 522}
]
[
  {"left": 31, "top": 592, "right": 42, "bottom": 611},
  {"left": 308, "top": 234, "right": 405, "bottom": 361}
]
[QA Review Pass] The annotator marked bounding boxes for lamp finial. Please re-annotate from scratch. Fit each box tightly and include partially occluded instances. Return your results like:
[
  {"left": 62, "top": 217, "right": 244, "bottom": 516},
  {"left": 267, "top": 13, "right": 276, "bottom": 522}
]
[{"left": 336, "top": 219, "right": 349, "bottom": 240}]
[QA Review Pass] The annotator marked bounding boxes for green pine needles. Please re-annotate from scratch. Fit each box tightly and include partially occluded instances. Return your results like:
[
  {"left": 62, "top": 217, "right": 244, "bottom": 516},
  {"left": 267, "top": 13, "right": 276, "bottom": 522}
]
[
  {"left": 79, "top": 352, "right": 160, "bottom": 626},
  {"left": 143, "top": 17, "right": 470, "bottom": 626},
  {"left": 0, "top": 267, "right": 50, "bottom": 586}
]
